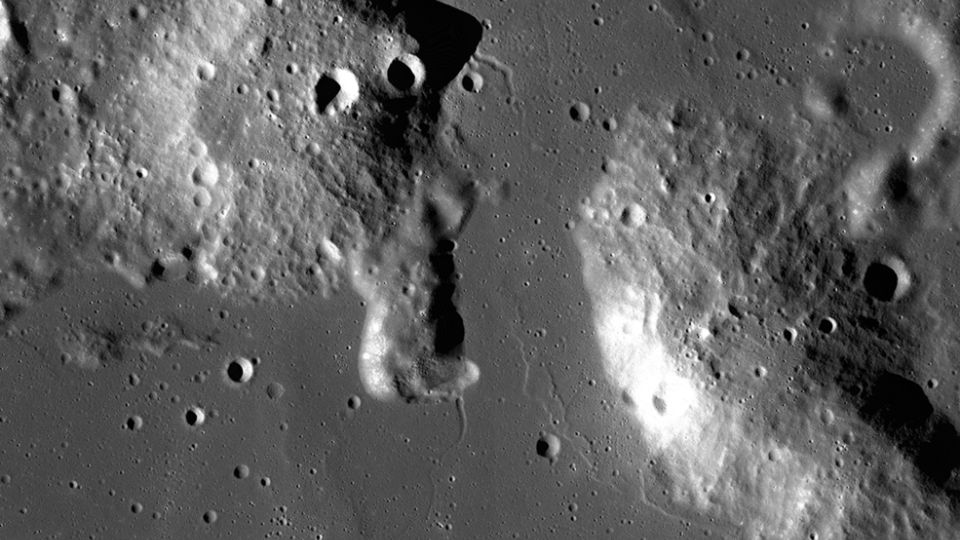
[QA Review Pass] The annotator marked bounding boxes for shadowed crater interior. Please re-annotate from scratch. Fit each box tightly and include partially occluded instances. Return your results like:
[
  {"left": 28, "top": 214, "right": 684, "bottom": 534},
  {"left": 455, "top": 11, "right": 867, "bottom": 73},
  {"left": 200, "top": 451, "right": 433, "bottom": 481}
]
[
  {"left": 863, "top": 261, "right": 899, "bottom": 302},
  {"left": 314, "top": 74, "right": 341, "bottom": 112},
  {"left": 388, "top": 57, "right": 416, "bottom": 90}
]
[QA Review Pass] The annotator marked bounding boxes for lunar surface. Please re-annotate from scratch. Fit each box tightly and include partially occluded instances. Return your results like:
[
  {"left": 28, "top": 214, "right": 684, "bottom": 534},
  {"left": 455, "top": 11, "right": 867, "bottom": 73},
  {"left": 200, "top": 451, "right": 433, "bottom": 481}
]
[{"left": 2, "top": 0, "right": 960, "bottom": 538}]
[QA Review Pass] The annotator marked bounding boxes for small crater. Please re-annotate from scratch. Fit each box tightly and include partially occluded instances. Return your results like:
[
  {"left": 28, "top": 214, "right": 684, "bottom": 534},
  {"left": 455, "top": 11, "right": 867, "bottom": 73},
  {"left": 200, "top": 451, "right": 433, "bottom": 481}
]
[
  {"left": 818, "top": 316, "right": 837, "bottom": 334},
  {"left": 224, "top": 357, "right": 254, "bottom": 385},
  {"left": 233, "top": 464, "right": 250, "bottom": 479},
  {"left": 387, "top": 53, "right": 424, "bottom": 92},
  {"left": 315, "top": 69, "right": 359, "bottom": 115},
  {"left": 347, "top": 395, "right": 362, "bottom": 410},
  {"left": 184, "top": 406, "right": 205, "bottom": 427},
  {"left": 125, "top": 415, "right": 144, "bottom": 431},
  {"left": 266, "top": 381, "right": 285, "bottom": 400},
  {"left": 863, "top": 257, "right": 910, "bottom": 302},
  {"left": 570, "top": 101, "right": 591, "bottom": 122},
  {"left": 536, "top": 432, "right": 561, "bottom": 461},
  {"left": 461, "top": 71, "right": 483, "bottom": 93}
]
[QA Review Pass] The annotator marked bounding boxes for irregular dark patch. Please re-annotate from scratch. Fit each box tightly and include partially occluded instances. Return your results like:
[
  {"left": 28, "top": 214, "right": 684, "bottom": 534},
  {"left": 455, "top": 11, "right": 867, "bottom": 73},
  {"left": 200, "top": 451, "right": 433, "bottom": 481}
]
[
  {"left": 432, "top": 310, "right": 464, "bottom": 356},
  {"left": 427, "top": 237, "right": 464, "bottom": 356},
  {"left": 882, "top": 153, "right": 913, "bottom": 203},
  {"left": 4, "top": 1, "right": 31, "bottom": 55},
  {"left": 260, "top": 36, "right": 273, "bottom": 57},
  {"left": 860, "top": 372, "right": 933, "bottom": 438},
  {"left": 824, "top": 79, "right": 851, "bottom": 117},
  {"left": 728, "top": 137, "right": 788, "bottom": 272},
  {"left": 859, "top": 372, "right": 960, "bottom": 488},
  {"left": 149, "top": 258, "right": 166, "bottom": 280},
  {"left": 1, "top": 299, "right": 25, "bottom": 321},
  {"left": 428, "top": 248, "right": 455, "bottom": 280},
  {"left": 400, "top": 0, "right": 482, "bottom": 90}
]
